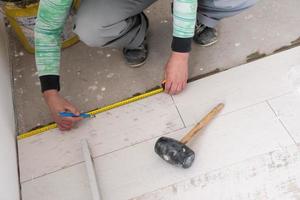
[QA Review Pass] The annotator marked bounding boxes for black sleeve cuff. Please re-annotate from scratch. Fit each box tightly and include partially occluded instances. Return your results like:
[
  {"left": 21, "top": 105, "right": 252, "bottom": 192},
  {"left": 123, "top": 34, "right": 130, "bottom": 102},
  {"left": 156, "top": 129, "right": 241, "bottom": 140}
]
[
  {"left": 39, "top": 75, "right": 60, "bottom": 93},
  {"left": 171, "top": 37, "right": 192, "bottom": 53}
]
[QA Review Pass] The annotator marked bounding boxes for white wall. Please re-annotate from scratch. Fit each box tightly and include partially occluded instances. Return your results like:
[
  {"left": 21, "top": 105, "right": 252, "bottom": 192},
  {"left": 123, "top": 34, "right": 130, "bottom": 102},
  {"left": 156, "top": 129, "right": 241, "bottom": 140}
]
[{"left": 0, "top": 17, "right": 20, "bottom": 200}]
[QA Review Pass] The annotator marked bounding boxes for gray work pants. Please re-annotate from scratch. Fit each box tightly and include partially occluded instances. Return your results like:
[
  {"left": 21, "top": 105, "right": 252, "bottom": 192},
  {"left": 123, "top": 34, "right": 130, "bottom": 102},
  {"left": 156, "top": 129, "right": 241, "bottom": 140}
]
[
  {"left": 73, "top": 0, "right": 156, "bottom": 49},
  {"left": 73, "top": 0, "right": 257, "bottom": 49},
  {"left": 197, "top": 0, "right": 257, "bottom": 27}
]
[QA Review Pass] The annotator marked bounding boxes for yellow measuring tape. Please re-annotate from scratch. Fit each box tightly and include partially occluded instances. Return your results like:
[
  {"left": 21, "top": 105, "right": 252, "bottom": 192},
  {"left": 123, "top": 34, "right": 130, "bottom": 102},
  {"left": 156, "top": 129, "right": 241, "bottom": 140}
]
[{"left": 17, "top": 87, "right": 164, "bottom": 140}]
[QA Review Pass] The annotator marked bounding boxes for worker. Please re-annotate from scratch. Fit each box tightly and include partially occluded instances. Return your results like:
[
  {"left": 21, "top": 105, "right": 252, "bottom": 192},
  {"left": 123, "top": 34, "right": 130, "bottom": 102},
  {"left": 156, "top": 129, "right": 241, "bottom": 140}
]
[{"left": 35, "top": 0, "right": 256, "bottom": 131}]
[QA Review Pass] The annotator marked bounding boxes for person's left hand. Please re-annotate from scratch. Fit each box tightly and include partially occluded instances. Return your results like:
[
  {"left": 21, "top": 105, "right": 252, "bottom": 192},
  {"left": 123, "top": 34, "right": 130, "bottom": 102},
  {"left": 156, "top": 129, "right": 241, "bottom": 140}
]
[
  {"left": 43, "top": 90, "right": 82, "bottom": 131},
  {"left": 164, "top": 52, "right": 189, "bottom": 95}
]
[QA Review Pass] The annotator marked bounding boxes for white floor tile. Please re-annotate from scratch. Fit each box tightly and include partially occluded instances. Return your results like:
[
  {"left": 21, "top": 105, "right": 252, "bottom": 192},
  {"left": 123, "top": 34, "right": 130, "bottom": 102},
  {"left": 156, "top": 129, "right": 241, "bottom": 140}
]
[
  {"left": 21, "top": 103, "right": 295, "bottom": 200},
  {"left": 21, "top": 163, "right": 92, "bottom": 200},
  {"left": 92, "top": 103, "right": 294, "bottom": 200},
  {"left": 268, "top": 91, "right": 300, "bottom": 143},
  {"left": 18, "top": 93, "right": 184, "bottom": 182},
  {"left": 172, "top": 51, "right": 300, "bottom": 126},
  {"left": 135, "top": 144, "right": 300, "bottom": 200}
]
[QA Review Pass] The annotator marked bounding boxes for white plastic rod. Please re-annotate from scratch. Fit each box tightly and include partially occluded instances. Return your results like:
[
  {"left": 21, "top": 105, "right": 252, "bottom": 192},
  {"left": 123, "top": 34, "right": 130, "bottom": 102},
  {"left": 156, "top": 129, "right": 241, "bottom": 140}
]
[{"left": 81, "top": 139, "right": 102, "bottom": 200}]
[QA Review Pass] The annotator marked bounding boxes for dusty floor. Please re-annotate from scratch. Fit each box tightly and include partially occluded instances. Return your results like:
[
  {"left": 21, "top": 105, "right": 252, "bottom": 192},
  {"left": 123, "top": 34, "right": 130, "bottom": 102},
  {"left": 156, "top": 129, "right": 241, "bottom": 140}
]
[{"left": 9, "top": 0, "right": 300, "bottom": 134}]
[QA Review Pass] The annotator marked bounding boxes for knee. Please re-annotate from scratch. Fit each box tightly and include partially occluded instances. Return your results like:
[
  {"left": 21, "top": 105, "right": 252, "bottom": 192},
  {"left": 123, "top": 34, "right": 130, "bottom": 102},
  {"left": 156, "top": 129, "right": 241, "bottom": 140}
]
[
  {"left": 74, "top": 9, "right": 131, "bottom": 47},
  {"left": 73, "top": 18, "right": 107, "bottom": 47},
  {"left": 72, "top": 3, "right": 114, "bottom": 47}
]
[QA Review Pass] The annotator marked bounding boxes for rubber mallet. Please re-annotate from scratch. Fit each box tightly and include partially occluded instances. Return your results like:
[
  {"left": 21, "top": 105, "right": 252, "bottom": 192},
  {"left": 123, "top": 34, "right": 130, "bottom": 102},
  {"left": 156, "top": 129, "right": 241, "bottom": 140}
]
[{"left": 154, "top": 103, "right": 224, "bottom": 168}]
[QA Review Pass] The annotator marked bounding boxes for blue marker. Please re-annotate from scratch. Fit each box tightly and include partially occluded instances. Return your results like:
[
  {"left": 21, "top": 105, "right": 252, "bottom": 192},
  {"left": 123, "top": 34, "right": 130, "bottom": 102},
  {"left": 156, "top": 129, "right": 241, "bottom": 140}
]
[{"left": 59, "top": 112, "right": 95, "bottom": 119}]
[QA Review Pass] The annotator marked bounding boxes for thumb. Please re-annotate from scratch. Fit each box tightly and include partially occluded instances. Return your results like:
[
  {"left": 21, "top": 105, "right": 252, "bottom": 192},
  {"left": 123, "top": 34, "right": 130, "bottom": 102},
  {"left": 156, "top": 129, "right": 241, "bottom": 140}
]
[{"left": 64, "top": 103, "right": 80, "bottom": 116}]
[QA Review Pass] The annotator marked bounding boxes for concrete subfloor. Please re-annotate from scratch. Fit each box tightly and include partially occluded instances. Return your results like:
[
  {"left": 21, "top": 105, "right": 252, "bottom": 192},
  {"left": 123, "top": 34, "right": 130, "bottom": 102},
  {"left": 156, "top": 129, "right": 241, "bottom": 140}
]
[{"left": 9, "top": 0, "right": 300, "bottom": 134}]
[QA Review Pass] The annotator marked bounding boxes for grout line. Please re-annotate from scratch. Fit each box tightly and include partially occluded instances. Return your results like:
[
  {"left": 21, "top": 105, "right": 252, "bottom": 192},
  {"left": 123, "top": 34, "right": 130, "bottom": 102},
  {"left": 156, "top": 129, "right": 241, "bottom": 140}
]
[
  {"left": 92, "top": 127, "right": 187, "bottom": 160},
  {"left": 265, "top": 91, "right": 292, "bottom": 101},
  {"left": 216, "top": 92, "right": 292, "bottom": 119},
  {"left": 21, "top": 160, "right": 85, "bottom": 184},
  {"left": 266, "top": 100, "right": 297, "bottom": 145},
  {"left": 216, "top": 100, "right": 268, "bottom": 118},
  {"left": 170, "top": 95, "right": 186, "bottom": 128}
]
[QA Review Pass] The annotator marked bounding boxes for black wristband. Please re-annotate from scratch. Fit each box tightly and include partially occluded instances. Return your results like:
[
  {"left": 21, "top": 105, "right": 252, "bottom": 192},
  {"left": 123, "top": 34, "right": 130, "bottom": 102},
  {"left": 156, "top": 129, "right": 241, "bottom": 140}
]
[
  {"left": 39, "top": 75, "right": 60, "bottom": 93},
  {"left": 171, "top": 36, "right": 192, "bottom": 53}
]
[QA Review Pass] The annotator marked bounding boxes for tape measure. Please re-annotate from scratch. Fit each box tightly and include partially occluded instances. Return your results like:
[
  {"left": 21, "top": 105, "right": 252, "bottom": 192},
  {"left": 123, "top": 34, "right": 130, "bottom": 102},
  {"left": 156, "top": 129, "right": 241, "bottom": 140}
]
[
  {"left": 17, "top": 87, "right": 164, "bottom": 140},
  {"left": 17, "top": 70, "right": 220, "bottom": 140}
]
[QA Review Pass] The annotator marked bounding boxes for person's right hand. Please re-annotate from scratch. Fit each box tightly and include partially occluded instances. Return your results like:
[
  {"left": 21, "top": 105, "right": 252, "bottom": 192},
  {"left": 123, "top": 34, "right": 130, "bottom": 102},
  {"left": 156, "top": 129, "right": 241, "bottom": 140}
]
[
  {"left": 43, "top": 90, "right": 82, "bottom": 131},
  {"left": 164, "top": 52, "right": 189, "bottom": 95}
]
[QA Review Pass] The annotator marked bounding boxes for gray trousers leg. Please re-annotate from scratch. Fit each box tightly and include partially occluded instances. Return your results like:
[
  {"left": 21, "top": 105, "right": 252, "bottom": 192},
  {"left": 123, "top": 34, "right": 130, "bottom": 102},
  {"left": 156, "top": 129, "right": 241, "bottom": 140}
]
[
  {"left": 197, "top": 0, "right": 257, "bottom": 27},
  {"left": 73, "top": 0, "right": 157, "bottom": 49}
]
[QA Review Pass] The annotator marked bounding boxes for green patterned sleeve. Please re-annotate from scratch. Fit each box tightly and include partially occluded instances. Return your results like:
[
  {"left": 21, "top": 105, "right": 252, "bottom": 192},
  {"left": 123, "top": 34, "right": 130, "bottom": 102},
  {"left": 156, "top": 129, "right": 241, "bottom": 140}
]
[
  {"left": 173, "top": 0, "right": 198, "bottom": 38},
  {"left": 35, "top": 0, "right": 73, "bottom": 76}
]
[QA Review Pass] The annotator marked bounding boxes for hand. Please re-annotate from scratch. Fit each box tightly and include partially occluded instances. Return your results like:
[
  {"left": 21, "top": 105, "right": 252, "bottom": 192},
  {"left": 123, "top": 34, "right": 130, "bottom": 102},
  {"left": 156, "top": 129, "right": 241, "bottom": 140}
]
[
  {"left": 43, "top": 90, "right": 82, "bottom": 131},
  {"left": 164, "top": 52, "right": 189, "bottom": 95}
]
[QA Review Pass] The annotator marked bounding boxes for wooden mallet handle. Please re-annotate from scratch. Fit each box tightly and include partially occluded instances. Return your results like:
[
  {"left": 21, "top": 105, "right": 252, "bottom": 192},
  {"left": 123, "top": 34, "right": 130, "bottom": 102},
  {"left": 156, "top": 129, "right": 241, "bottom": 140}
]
[{"left": 180, "top": 103, "right": 224, "bottom": 144}]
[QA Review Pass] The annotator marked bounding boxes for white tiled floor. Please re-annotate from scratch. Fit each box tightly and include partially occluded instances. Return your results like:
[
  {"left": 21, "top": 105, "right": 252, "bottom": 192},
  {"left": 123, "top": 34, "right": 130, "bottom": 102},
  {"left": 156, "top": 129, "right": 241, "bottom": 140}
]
[
  {"left": 172, "top": 51, "right": 298, "bottom": 127},
  {"left": 19, "top": 47, "right": 300, "bottom": 200},
  {"left": 19, "top": 94, "right": 184, "bottom": 182},
  {"left": 135, "top": 144, "right": 300, "bottom": 200}
]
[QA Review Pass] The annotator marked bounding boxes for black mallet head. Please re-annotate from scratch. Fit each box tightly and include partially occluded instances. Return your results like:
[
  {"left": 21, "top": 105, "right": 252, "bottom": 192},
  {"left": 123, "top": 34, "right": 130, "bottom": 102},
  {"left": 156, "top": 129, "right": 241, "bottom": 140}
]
[
  {"left": 154, "top": 103, "right": 224, "bottom": 169},
  {"left": 154, "top": 137, "right": 195, "bottom": 168}
]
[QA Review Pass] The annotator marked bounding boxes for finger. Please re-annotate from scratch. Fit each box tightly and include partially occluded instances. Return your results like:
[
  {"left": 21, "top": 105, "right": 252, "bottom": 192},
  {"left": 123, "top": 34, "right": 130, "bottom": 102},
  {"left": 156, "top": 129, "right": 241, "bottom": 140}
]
[
  {"left": 63, "top": 117, "right": 82, "bottom": 126},
  {"left": 165, "top": 80, "right": 172, "bottom": 94},
  {"left": 170, "top": 82, "right": 178, "bottom": 95},
  {"left": 62, "top": 115, "right": 82, "bottom": 121},
  {"left": 58, "top": 127, "right": 66, "bottom": 131},
  {"left": 70, "top": 117, "right": 83, "bottom": 123},
  {"left": 64, "top": 104, "right": 80, "bottom": 116},
  {"left": 60, "top": 121, "right": 73, "bottom": 129},
  {"left": 175, "top": 84, "right": 183, "bottom": 95},
  {"left": 55, "top": 117, "right": 72, "bottom": 131},
  {"left": 58, "top": 124, "right": 69, "bottom": 131},
  {"left": 61, "top": 119, "right": 73, "bottom": 125},
  {"left": 61, "top": 118, "right": 74, "bottom": 127},
  {"left": 61, "top": 124, "right": 73, "bottom": 130}
]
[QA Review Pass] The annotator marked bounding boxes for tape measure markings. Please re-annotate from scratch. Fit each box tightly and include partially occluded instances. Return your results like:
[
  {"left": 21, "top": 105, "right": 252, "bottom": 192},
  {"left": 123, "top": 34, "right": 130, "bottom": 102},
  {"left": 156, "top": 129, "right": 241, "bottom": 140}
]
[{"left": 17, "top": 87, "right": 164, "bottom": 140}]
